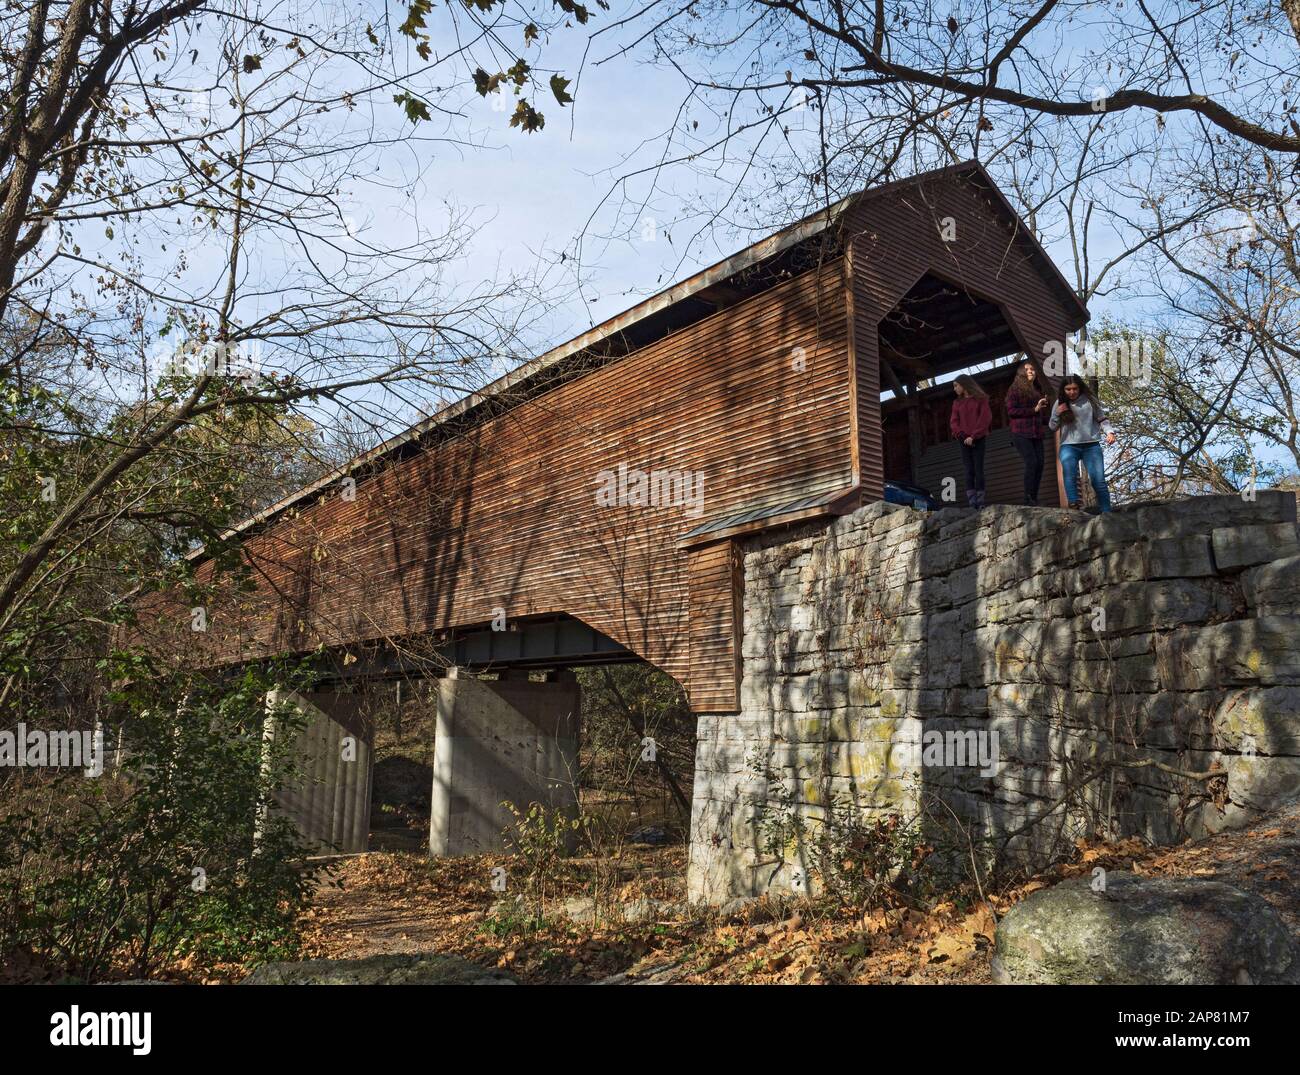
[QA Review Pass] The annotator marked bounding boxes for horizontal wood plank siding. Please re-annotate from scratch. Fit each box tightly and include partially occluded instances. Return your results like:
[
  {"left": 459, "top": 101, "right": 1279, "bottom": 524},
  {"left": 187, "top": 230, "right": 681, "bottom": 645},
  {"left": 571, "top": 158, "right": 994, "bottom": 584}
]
[
  {"left": 912, "top": 429, "right": 1024, "bottom": 505},
  {"left": 158, "top": 261, "right": 853, "bottom": 705},
  {"left": 847, "top": 169, "right": 1084, "bottom": 509},
  {"left": 686, "top": 540, "right": 742, "bottom": 712}
]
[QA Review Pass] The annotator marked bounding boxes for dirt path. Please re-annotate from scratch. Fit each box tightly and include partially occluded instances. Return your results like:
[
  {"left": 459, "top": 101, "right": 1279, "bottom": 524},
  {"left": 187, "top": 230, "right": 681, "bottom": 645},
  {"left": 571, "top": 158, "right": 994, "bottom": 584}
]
[{"left": 291, "top": 803, "right": 1300, "bottom": 984}]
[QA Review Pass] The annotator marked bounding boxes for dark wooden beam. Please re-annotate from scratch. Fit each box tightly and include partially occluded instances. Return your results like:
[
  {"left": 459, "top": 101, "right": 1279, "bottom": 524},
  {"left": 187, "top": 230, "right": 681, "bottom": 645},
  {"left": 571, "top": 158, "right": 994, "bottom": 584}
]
[
  {"left": 907, "top": 406, "right": 924, "bottom": 484},
  {"left": 880, "top": 356, "right": 907, "bottom": 397}
]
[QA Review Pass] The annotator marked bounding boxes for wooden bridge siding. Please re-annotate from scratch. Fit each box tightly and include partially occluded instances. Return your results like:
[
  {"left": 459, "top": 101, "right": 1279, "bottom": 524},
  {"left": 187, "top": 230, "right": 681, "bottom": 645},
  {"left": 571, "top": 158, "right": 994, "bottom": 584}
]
[
  {"left": 845, "top": 235, "right": 882, "bottom": 502},
  {"left": 846, "top": 170, "right": 1084, "bottom": 507},
  {"left": 182, "top": 261, "right": 854, "bottom": 701},
  {"left": 686, "top": 540, "right": 743, "bottom": 713}
]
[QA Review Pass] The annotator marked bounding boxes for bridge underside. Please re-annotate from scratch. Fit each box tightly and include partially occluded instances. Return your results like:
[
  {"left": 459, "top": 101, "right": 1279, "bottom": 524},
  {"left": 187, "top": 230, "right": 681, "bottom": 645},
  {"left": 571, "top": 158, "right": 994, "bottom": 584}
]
[
  {"left": 289, "top": 613, "right": 633, "bottom": 689},
  {"left": 260, "top": 615, "right": 627, "bottom": 860},
  {"left": 265, "top": 665, "right": 587, "bottom": 860}
]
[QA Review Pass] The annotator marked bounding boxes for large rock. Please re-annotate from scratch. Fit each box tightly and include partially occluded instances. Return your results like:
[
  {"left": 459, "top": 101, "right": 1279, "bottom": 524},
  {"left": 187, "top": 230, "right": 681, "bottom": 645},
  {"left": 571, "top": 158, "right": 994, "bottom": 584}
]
[
  {"left": 243, "top": 953, "right": 515, "bottom": 985},
  {"left": 992, "top": 873, "right": 1300, "bottom": 984},
  {"left": 1117, "top": 492, "right": 1296, "bottom": 541},
  {"left": 553, "top": 895, "right": 677, "bottom": 924},
  {"left": 1212, "top": 686, "right": 1300, "bottom": 755},
  {"left": 1156, "top": 617, "right": 1300, "bottom": 688}
]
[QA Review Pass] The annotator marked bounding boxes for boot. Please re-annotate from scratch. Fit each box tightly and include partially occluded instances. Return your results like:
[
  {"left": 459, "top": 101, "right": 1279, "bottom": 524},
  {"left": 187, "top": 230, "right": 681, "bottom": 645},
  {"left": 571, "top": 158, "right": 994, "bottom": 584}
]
[
  {"left": 967, "top": 490, "right": 979, "bottom": 508},
  {"left": 975, "top": 490, "right": 987, "bottom": 509}
]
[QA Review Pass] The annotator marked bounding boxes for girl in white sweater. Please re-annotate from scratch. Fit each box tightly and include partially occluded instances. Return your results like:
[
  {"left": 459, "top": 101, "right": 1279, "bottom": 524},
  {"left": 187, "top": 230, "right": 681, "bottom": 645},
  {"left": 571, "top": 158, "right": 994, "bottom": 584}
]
[{"left": 1048, "top": 375, "right": 1117, "bottom": 512}]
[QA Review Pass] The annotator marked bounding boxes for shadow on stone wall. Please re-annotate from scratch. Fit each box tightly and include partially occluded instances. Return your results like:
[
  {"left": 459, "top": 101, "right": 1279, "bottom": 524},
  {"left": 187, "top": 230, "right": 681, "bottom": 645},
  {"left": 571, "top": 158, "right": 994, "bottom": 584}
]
[{"left": 687, "top": 492, "right": 1300, "bottom": 903}]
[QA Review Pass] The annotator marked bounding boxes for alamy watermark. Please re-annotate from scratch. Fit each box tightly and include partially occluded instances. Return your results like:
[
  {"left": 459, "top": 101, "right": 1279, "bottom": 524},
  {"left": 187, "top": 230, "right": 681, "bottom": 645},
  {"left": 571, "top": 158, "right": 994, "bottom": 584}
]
[
  {"left": 594, "top": 462, "right": 705, "bottom": 518},
  {"left": 0, "top": 724, "right": 103, "bottom": 777},
  {"left": 152, "top": 338, "right": 263, "bottom": 383},
  {"left": 921, "top": 728, "right": 1000, "bottom": 778},
  {"left": 1043, "top": 336, "right": 1154, "bottom": 383},
  {"left": 50, "top": 1006, "right": 151, "bottom": 1055}
]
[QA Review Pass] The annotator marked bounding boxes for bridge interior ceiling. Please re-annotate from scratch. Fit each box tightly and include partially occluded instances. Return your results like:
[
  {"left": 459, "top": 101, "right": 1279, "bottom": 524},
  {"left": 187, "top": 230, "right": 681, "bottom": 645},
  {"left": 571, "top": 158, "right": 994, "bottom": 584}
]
[{"left": 878, "top": 272, "right": 1021, "bottom": 387}]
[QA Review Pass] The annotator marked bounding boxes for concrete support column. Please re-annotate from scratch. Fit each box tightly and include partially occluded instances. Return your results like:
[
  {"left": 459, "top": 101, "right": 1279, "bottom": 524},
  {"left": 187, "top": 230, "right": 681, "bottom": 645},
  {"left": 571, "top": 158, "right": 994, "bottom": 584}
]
[
  {"left": 430, "top": 668, "right": 580, "bottom": 856},
  {"left": 263, "top": 689, "right": 374, "bottom": 854}
]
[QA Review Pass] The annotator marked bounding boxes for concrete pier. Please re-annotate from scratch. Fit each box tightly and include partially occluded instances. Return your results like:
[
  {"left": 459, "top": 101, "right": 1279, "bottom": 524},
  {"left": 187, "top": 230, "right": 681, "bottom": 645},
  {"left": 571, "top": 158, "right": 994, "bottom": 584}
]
[
  {"left": 264, "top": 689, "right": 374, "bottom": 854},
  {"left": 430, "top": 669, "right": 581, "bottom": 856}
]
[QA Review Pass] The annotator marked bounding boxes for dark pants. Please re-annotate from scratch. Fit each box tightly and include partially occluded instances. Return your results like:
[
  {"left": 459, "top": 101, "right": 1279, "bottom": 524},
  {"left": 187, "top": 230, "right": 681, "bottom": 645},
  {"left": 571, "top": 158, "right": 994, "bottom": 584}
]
[
  {"left": 1011, "top": 434, "right": 1046, "bottom": 505},
  {"left": 960, "top": 438, "right": 986, "bottom": 493}
]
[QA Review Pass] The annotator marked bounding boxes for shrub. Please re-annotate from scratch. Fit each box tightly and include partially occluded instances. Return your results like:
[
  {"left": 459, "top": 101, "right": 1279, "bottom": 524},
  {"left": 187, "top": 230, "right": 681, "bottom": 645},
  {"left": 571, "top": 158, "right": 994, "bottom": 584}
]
[
  {"left": 500, "top": 800, "right": 585, "bottom": 917},
  {"left": 0, "top": 665, "right": 320, "bottom": 981},
  {"left": 751, "top": 763, "right": 932, "bottom": 912}
]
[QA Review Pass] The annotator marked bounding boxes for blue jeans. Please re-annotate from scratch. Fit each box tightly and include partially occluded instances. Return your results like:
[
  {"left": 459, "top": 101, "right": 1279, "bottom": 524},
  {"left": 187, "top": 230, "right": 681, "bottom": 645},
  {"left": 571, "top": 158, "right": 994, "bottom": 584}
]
[{"left": 1059, "top": 441, "right": 1111, "bottom": 512}]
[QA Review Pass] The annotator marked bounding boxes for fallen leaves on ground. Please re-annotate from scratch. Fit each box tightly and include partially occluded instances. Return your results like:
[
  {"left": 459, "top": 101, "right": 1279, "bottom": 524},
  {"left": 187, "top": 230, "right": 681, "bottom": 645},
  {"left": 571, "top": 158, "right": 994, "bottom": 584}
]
[{"left": 282, "top": 802, "right": 1300, "bottom": 985}]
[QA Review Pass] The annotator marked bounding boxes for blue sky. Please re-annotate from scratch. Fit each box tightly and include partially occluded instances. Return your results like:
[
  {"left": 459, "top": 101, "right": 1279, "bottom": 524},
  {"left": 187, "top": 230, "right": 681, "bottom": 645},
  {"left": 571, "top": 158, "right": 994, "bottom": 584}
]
[
  {"left": 47, "top": 0, "right": 1288, "bottom": 475},
  {"left": 361, "top": 4, "right": 1139, "bottom": 361}
]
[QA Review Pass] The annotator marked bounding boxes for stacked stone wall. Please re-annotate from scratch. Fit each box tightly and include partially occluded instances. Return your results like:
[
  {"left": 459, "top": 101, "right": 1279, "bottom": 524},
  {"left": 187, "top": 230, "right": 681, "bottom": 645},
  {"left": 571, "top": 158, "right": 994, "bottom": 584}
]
[{"left": 687, "top": 493, "right": 1300, "bottom": 902}]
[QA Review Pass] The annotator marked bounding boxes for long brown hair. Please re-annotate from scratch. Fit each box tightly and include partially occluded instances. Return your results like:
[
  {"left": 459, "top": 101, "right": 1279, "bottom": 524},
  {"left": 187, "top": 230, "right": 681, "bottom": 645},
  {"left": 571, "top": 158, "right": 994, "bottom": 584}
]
[
  {"left": 1011, "top": 360, "right": 1045, "bottom": 399},
  {"left": 1055, "top": 374, "right": 1101, "bottom": 424},
  {"left": 953, "top": 374, "right": 988, "bottom": 399}
]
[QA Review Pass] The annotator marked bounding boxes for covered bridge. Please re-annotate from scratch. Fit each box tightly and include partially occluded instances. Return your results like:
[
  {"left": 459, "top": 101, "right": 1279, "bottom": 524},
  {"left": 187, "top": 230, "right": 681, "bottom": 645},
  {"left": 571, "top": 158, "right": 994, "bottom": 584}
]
[{"left": 147, "top": 162, "right": 1090, "bottom": 855}]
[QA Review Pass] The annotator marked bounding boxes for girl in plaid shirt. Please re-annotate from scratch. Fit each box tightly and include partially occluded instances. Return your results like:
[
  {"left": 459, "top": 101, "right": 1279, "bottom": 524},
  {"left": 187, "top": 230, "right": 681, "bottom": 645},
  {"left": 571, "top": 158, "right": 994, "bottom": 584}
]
[{"left": 1004, "top": 360, "right": 1050, "bottom": 505}]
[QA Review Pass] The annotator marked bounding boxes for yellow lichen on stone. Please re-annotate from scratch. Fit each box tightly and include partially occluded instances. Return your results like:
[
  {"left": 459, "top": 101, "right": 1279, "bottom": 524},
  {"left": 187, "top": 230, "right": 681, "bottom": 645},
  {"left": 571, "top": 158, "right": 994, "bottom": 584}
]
[{"left": 796, "top": 717, "right": 825, "bottom": 739}]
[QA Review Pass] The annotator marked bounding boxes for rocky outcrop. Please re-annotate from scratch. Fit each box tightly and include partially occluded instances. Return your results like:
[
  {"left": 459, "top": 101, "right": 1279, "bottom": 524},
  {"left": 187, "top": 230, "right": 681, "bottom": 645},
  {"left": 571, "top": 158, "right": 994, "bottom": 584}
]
[
  {"left": 688, "top": 493, "right": 1300, "bottom": 902},
  {"left": 991, "top": 873, "right": 1300, "bottom": 984}
]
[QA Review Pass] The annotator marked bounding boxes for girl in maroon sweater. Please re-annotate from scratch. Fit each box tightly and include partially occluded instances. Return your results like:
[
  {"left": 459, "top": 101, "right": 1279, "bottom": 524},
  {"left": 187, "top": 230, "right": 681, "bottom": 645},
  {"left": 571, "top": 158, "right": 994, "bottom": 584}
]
[{"left": 950, "top": 375, "right": 992, "bottom": 508}]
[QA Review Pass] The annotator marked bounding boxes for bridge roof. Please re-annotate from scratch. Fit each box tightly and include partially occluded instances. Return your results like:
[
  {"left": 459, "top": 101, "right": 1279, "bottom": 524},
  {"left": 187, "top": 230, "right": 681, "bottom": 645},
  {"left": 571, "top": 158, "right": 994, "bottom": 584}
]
[{"left": 193, "top": 160, "right": 1084, "bottom": 560}]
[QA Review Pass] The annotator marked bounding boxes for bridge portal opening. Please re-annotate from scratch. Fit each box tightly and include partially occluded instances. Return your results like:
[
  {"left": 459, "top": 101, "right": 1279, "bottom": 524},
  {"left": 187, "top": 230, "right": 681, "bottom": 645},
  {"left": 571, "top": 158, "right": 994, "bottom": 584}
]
[{"left": 876, "top": 272, "right": 1056, "bottom": 507}]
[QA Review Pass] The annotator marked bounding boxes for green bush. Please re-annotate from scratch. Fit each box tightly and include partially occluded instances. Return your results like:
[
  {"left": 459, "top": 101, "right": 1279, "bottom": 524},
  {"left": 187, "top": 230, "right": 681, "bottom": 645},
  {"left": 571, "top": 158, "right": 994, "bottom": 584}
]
[
  {"left": 0, "top": 665, "right": 320, "bottom": 981},
  {"left": 501, "top": 799, "right": 586, "bottom": 916},
  {"left": 751, "top": 762, "right": 932, "bottom": 911}
]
